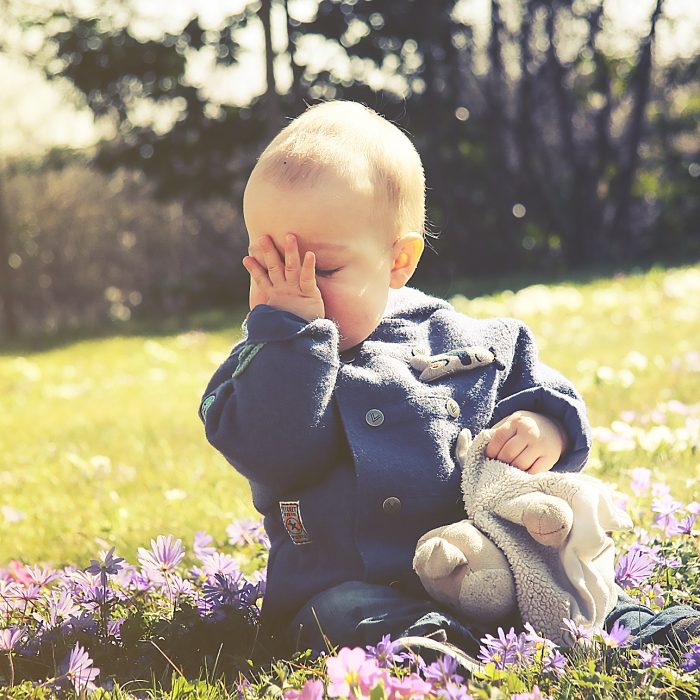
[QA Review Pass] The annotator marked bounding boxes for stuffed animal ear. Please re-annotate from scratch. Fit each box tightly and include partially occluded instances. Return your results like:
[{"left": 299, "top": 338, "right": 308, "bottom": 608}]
[
  {"left": 455, "top": 429, "right": 473, "bottom": 465},
  {"left": 597, "top": 486, "right": 634, "bottom": 533}
]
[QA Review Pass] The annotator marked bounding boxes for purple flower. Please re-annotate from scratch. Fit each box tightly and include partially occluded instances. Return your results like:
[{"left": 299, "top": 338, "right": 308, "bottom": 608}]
[
  {"left": 542, "top": 650, "right": 567, "bottom": 675},
  {"left": 165, "top": 574, "right": 197, "bottom": 606},
  {"left": 682, "top": 642, "right": 700, "bottom": 672},
  {"left": 687, "top": 502, "right": 700, "bottom": 516},
  {"left": 238, "top": 580, "right": 262, "bottom": 608},
  {"left": 561, "top": 618, "right": 595, "bottom": 644},
  {"left": 283, "top": 679, "right": 324, "bottom": 700},
  {"left": 0, "top": 581, "right": 22, "bottom": 615},
  {"left": 522, "top": 623, "right": 556, "bottom": 654},
  {"left": 202, "top": 572, "right": 243, "bottom": 606},
  {"left": 615, "top": 549, "right": 657, "bottom": 590},
  {"left": 659, "top": 554, "right": 681, "bottom": 569},
  {"left": 0, "top": 627, "right": 24, "bottom": 651},
  {"left": 639, "top": 582, "right": 665, "bottom": 609},
  {"left": 62, "top": 611, "right": 99, "bottom": 635},
  {"left": 601, "top": 621, "right": 632, "bottom": 648},
  {"left": 74, "top": 581, "right": 117, "bottom": 610},
  {"left": 108, "top": 617, "right": 124, "bottom": 640},
  {"left": 652, "top": 496, "right": 684, "bottom": 532},
  {"left": 630, "top": 542, "right": 663, "bottom": 562},
  {"left": 436, "top": 681, "right": 474, "bottom": 699},
  {"left": 478, "top": 627, "right": 525, "bottom": 668},
  {"left": 193, "top": 531, "right": 216, "bottom": 560},
  {"left": 251, "top": 568, "right": 267, "bottom": 597},
  {"left": 170, "top": 574, "right": 196, "bottom": 596},
  {"left": 636, "top": 646, "right": 668, "bottom": 669},
  {"left": 35, "top": 591, "right": 81, "bottom": 630},
  {"left": 630, "top": 467, "right": 652, "bottom": 495},
  {"left": 137, "top": 535, "right": 185, "bottom": 582},
  {"left": 113, "top": 563, "right": 137, "bottom": 588},
  {"left": 195, "top": 595, "right": 214, "bottom": 619},
  {"left": 126, "top": 570, "right": 153, "bottom": 593},
  {"left": 188, "top": 564, "right": 208, "bottom": 581},
  {"left": 201, "top": 572, "right": 260, "bottom": 618},
  {"left": 365, "top": 634, "right": 411, "bottom": 668},
  {"left": 12, "top": 584, "right": 42, "bottom": 605},
  {"left": 226, "top": 518, "right": 269, "bottom": 548},
  {"left": 86, "top": 547, "right": 125, "bottom": 588},
  {"left": 424, "top": 654, "right": 464, "bottom": 685},
  {"left": 62, "top": 568, "right": 99, "bottom": 596},
  {"left": 59, "top": 643, "right": 100, "bottom": 692},
  {"left": 25, "top": 565, "right": 59, "bottom": 586},
  {"left": 665, "top": 514, "right": 697, "bottom": 537},
  {"left": 200, "top": 552, "right": 240, "bottom": 577}
]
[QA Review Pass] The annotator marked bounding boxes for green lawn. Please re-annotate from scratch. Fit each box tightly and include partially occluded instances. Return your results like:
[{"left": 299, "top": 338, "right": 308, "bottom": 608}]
[{"left": 1, "top": 264, "right": 699, "bottom": 568}]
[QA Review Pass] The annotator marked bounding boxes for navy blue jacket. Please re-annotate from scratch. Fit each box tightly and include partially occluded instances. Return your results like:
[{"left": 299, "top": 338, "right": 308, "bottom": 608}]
[{"left": 199, "top": 287, "right": 591, "bottom": 624}]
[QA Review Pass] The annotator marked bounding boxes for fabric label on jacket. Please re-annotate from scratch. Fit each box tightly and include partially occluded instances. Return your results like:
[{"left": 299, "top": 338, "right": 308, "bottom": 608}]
[{"left": 280, "top": 501, "right": 312, "bottom": 545}]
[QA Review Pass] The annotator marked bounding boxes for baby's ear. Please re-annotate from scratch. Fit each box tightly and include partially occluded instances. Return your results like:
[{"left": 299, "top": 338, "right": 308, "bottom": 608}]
[{"left": 389, "top": 232, "right": 424, "bottom": 289}]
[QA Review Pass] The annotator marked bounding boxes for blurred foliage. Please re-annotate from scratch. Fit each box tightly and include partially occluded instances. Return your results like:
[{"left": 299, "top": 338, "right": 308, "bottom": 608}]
[
  {"left": 41, "top": 10, "right": 266, "bottom": 200},
  {"left": 0, "top": 0, "right": 698, "bottom": 336},
  {"left": 1, "top": 160, "right": 248, "bottom": 335}
]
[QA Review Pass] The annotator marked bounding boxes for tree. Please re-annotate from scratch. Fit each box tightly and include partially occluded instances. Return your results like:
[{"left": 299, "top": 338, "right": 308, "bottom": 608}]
[
  {"left": 273, "top": 0, "right": 687, "bottom": 272},
  {"left": 0, "top": 166, "right": 19, "bottom": 337},
  {"left": 7, "top": 0, "right": 697, "bottom": 310}
]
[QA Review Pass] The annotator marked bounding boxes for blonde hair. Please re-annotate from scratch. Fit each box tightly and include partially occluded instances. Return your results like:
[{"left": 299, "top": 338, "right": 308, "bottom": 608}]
[{"left": 252, "top": 101, "right": 425, "bottom": 237}]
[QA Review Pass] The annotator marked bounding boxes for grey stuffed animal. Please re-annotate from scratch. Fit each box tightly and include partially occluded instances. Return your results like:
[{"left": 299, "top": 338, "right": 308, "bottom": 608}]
[{"left": 413, "top": 429, "right": 633, "bottom": 645}]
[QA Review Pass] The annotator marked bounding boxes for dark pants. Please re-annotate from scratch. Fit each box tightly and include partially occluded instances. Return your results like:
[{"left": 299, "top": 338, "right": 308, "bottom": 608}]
[{"left": 288, "top": 581, "right": 700, "bottom": 655}]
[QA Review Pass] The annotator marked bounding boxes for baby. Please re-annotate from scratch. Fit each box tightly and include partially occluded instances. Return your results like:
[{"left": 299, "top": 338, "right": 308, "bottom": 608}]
[{"left": 200, "top": 101, "right": 698, "bottom": 659}]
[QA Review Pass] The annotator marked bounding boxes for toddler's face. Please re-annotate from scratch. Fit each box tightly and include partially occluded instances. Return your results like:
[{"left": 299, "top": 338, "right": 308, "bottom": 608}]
[{"left": 243, "top": 170, "right": 400, "bottom": 351}]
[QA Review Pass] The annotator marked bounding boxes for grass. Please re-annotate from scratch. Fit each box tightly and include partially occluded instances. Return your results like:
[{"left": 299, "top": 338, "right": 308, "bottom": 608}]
[
  {"left": 1, "top": 263, "right": 699, "bottom": 697},
  {"left": 2, "top": 264, "right": 698, "bottom": 564},
  {"left": 0, "top": 307, "right": 254, "bottom": 566}
]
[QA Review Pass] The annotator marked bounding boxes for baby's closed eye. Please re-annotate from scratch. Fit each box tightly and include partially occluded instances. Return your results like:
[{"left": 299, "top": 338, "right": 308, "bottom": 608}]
[{"left": 315, "top": 267, "right": 341, "bottom": 278}]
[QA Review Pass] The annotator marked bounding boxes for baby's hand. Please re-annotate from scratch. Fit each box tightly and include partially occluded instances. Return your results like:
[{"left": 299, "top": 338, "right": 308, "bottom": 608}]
[
  {"left": 243, "top": 234, "right": 325, "bottom": 322},
  {"left": 485, "top": 410, "right": 567, "bottom": 474}
]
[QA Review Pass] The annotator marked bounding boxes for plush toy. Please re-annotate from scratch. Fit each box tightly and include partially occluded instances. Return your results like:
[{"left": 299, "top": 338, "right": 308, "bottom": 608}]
[{"left": 413, "top": 429, "right": 633, "bottom": 645}]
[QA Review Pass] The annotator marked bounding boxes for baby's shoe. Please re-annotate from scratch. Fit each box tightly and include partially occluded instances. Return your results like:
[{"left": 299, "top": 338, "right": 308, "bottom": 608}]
[
  {"left": 393, "top": 630, "right": 481, "bottom": 677},
  {"left": 654, "top": 616, "right": 700, "bottom": 649}
]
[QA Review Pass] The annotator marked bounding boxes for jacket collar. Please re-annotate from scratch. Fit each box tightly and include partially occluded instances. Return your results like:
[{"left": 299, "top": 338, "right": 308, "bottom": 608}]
[{"left": 381, "top": 286, "right": 452, "bottom": 323}]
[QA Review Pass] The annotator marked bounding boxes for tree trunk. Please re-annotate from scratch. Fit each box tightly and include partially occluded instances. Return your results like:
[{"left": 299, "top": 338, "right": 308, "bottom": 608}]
[
  {"left": 603, "top": 0, "right": 664, "bottom": 252},
  {"left": 514, "top": 0, "right": 571, "bottom": 253},
  {"left": 282, "top": 0, "right": 304, "bottom": 108},
  {"left": 260, "top": 0, "right": 282, "bottom": 135},
  {"left": 0, "top": 167, "right": 19, "bottom": 338},
  {"left": 575, "top": 0, "right": 610, "bottom": 265},
  {"left": 484, "top": 0, "right": 516, "bottom": 253}
]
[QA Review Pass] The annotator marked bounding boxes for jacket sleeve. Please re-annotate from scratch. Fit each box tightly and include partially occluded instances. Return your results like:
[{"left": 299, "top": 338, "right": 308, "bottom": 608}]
[
  {"left": 199, "top": 304, "right": 342, "bottom": 491},
  {"left": 490, "top": 319, "right": 591, "bottom": 473}
]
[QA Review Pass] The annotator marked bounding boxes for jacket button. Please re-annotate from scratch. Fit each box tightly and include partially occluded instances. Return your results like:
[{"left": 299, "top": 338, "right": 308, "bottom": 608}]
[
  {"left": 383, "top": 496, "right": 402, "bottom": 515},
  {"left": 340, "top": 348, "right": 358, "bottom": 363},
  {"left": 446, "top": 398, "right": 460, "bottom": 418},
  {"left": 365, "top": 409, "right": 385, "bottom": 427}
]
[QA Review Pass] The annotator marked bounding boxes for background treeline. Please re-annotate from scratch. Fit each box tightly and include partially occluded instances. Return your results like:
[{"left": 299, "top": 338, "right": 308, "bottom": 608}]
[{"left": 1, "top": 0, "right": 698, "bottom": 338}]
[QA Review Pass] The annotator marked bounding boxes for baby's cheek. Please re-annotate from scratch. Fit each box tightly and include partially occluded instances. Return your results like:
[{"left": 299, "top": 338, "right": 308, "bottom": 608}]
[{"left": 314, "top": 277, "right": 331, "bottom": 295}]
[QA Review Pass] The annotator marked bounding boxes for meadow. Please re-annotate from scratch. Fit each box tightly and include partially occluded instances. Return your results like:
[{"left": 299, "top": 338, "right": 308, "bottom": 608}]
[{"left": 1, "top": 264, "right": 699, "bottom": 698}]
